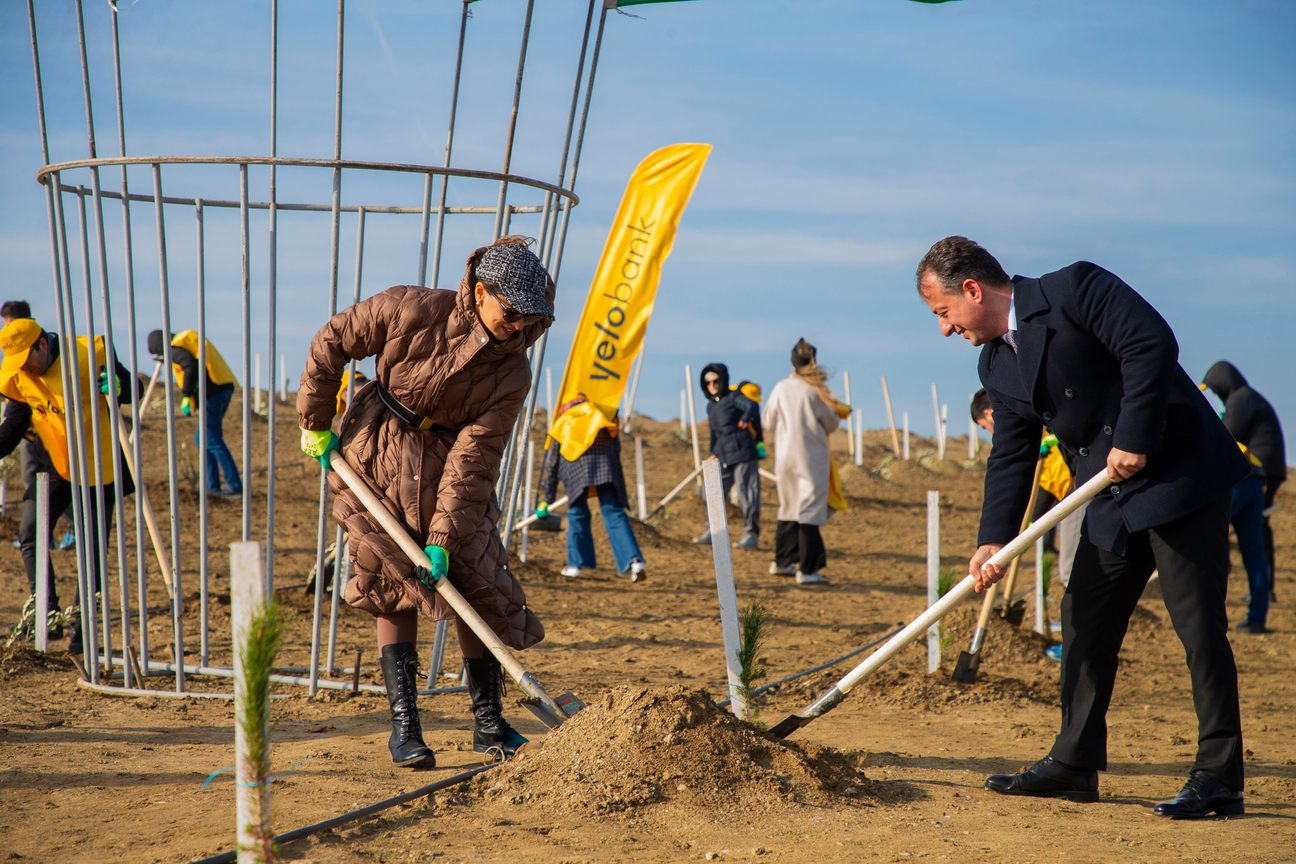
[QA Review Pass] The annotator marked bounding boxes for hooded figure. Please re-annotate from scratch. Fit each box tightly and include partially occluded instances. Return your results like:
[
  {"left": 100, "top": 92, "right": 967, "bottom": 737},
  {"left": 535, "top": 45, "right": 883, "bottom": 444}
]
[
  {"left": 297, "top": 236, "right": 554, "bottom": 770},
  {"left": 693, "top": 362, "right": 764, "bottom": 549},
  {"left": 1202, "top": 360, "right": 1286, "bottom": 605}
]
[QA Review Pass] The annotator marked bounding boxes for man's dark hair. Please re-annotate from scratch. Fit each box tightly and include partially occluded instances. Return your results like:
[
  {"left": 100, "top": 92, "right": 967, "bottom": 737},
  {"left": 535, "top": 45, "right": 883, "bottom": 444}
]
[
  {"left": 971, "top": 388, "right": 991, "bottom": 420},
  {"left": 916, "top": 236, "right": 1010, "bottom": 296},
  {"left": 1, "top": 300, "right": 32, "bottom": 321}
]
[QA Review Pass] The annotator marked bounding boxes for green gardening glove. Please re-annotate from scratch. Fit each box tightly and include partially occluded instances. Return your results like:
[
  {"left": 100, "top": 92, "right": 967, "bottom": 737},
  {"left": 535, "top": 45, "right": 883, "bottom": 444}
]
[
  {"left": 756, "top": 441, "right": 767, "bottom": 459},
  {"left": 1039, "top": 434, "right": 1059, "bottom": 457},
  {"left": 97, "top": 366, "right": 114, "bottom": 397},
  {"left": 413, "top": 545, "right": 449, "bottom": 591},
  {"left": 181, "top": 396, "right": 193, "bottom": 416},
  {"left": 535, "top": 501, "right": 549, "bottom": 519},
  {"left": 300, "top": 427, "right": 340, "bottom": 469}
]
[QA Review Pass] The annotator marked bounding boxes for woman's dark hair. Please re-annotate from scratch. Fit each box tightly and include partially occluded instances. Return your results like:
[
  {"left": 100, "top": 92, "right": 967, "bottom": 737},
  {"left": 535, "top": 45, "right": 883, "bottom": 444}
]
[{"left": 916, "top": 236, "right": 1010, "bottom": 296}]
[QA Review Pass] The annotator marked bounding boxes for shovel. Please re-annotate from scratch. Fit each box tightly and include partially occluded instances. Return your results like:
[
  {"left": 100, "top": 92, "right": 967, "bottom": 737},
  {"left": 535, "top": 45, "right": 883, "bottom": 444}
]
[
  {"left": 328, "top": 451, "right": 583, "bottom": 729},
  {"left": 952, "top": 455, "right": 1045, "bottom": 682},
  {"left": 769, "top": 469, "right": 1113, "bottom": 740}
]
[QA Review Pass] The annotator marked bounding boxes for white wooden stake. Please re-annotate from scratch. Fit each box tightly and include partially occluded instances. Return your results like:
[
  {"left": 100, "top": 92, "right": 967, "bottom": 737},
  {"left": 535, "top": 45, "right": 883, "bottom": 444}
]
[
  {"left": 853, "top": 409, "right": 864, "bottom": 467},
  {"left": 931, "top": 385, "right": 942, "bottom": 459},
  {"left": 635, "top": 436, "right": 647, "bottom": 519},
  {"left": 903, "top": 411, "right": 910, "bottom": 460},
  {"left": 881, "top": 375, "right": 900, "bottom": 456},
  {"left": 545, "top": 367, "right": 554, "bottom": 431},
  {"left": 230, "top": 541, "right": 272, "bottom": 864},
  {"left": 702, "top": 459, "right": 746, "bottom": 719},
  {"left": 279, "top": 354, "right": 286, "bottom": 402},
  {"left": 685, "top": 364, "right": 702, "bottom": 487},
  {"left": 843, "top": 371, "right": 854, "bottom": 457},
  {"left": 927, "top": 490, "right": 940, "bottom": 674},
  {"left": 520, "top": 440, "right": 534, "bottom": 563},
  {"left": 623, "top": 347, "right": 645, "bottom": 433},
  {"left": 427, "top": 619, "right": 449, "bottom": 684},
  {"left": 35, "top": 473, "right": 49, "bottom": 653},
  {"left": 254, "top": 352, "right": 262, "bottom": 414},
  {"left": 1035, "top": 535, "right": 1046, "bottom": 635}
]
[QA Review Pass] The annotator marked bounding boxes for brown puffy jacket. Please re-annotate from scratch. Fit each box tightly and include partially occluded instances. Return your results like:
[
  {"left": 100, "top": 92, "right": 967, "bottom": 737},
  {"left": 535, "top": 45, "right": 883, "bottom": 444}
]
[{"left": 297, "top": 246, "right": 552, "bottom": 650}]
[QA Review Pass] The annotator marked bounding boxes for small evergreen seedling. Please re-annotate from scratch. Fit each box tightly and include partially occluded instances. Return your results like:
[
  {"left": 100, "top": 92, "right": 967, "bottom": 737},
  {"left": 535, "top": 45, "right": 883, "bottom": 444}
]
[
  {"left": 736, "top": 599, "right": 772, "bottom": 721},
  {"left": 937, "top": 566, "right": 960, "bottom": 598},
  {"left": 238, "top": 600, "right": 288, "bottom": 862}
]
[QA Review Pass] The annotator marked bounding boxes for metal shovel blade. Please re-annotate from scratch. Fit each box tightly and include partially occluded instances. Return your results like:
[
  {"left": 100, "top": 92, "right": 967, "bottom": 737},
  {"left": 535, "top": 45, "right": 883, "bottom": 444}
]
[
  {"left": 952, "top": 649, "right": 981, "bottom": 684},
  {"left": 1003, "top": 598, "right": 1026, "bottom": 628},
  {"left": 519, "top": 690, "right": 585, "bottom": 730}
]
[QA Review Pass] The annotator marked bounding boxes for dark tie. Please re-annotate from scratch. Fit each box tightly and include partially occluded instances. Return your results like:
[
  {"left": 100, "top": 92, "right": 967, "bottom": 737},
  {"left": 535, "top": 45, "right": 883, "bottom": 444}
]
[{"left": 1003, "top": 329, "right": 1018, "bottom": 353}]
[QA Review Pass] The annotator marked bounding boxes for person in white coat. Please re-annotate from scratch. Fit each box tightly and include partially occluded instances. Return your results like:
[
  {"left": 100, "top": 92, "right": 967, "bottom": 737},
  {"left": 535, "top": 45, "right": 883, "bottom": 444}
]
[{"left": 762, "top": 339, "right": 841, "bottom": 585}]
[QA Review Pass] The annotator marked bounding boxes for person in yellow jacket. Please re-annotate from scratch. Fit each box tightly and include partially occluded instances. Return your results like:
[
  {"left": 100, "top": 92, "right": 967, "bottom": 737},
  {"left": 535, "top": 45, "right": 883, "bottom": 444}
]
[
  {"left": 0, "top": 318, "right": 140, "bottom": 654},
  {"left": 148, "top": 330, "right": 241, "bottom": 497}
]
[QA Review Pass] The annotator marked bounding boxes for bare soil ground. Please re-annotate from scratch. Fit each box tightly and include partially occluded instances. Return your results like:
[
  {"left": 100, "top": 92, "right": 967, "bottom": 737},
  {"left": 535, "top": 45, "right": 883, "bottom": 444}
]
[{"left": 0, "top": 394, "right": 1292, "bottom": 863}]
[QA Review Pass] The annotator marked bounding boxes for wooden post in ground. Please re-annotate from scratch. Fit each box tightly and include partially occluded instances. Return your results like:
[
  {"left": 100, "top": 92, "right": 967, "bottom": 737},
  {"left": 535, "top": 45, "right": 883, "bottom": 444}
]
[
  {"left": 853, "top": 409, "right": 864, "bottom": 467},
  {"left": 230, "top": 540, "right": 272, "bottom": 864},
  {"left": 279, "top": 354, "right": 287, "bottom": 402},
  {"left": 1034, "top": 535, "right": 1047, "bottom": 635},
  {"left": 927, "top": 491, "right": 940, "bottom": 674},
  {"left": 881, "top": 375, "right": 900, "bottom": 456},
  {"left": 685, "top": 364, "right": 702, "bottom": 488},
  {"left": 931, "top": 384, "right": 943, "bottom": 459},
  {"left": 34, "top": 473, "right": 49, "bottom": 653},
  {"left": 702, "top": 459, "right": 746, "bottom": 719}
]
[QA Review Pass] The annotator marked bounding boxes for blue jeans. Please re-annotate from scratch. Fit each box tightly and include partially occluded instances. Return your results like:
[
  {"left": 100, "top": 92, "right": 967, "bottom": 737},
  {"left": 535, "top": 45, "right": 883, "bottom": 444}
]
[
  {"left": 198, "top": 387, "right": 242, "bottom": 493},
  {"left": 1230, "top": 473, "right": 1268, "bottom": 626},
  {"left": 566, "top": 483, "right": 644, "bottom": 574}
]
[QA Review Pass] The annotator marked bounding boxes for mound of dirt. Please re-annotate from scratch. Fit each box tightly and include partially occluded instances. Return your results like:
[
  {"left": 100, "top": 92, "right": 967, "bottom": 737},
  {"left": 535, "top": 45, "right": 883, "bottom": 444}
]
[
  {"left": 939, "top": 607, "right": 1058, "bottom": 671},
  {"left": 479, "top": 686, "right": 890, "bottom": 816},
  {"left": 861, "top": 669, "right": 1059, "bottom": 710},
  {"left": 0, "top": 645, "right": 75, "bottom": 681}
]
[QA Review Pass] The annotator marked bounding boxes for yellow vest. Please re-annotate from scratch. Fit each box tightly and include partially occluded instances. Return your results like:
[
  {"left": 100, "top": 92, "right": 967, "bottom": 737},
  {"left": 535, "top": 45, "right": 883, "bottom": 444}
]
[
  {"left": 0, "top": 335, "right": 116, "bottom": 483},
  {"left": 170, "top": 330, "right": 236, "bottom": 391},
  {"left": 1038, "top": 445, "right": 1073, "bottom": 500},
  {"left": 336, "top": 370, "right": 368, "bottom": 416}
]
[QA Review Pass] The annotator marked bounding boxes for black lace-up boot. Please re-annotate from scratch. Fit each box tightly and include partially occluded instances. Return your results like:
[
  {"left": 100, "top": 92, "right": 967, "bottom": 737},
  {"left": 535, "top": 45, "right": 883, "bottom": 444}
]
[
  {"left": 464, "top": 655, "right": 528, "bottom": 758},
  {"left": 379, "top": 642, "right": 435, "bottom": 768}
]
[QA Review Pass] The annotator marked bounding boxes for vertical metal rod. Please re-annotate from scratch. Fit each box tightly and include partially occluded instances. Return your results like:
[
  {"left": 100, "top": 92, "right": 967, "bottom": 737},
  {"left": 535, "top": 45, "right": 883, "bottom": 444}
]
[
  {"left": 428, "top": 1, "right": 470, "bottom": 289},
  {"left": 622, "top": 345, "right": 645, "bottom": 433},
  {"left": 152, "top": 164, "right": 185, "bottom": 693},
  {"left": 519, "top": 439, "right": 534, "bottom": 563},
  {"left": 427, "top": 618, "right": 449, "bottom": 687},
  {"left": 35, "top": 473, "right": 50, "bottom": 653},
  {"left": 542, "top": 0, "right": 598, "bottom": 268},
  {"left": 240, "top": 165, "right": 252, "bottom": 542},
  {"left": 685, "top": 364, "right": 702, "bottom": 483},
  {"left": 75, "top": 189, "right": 114, "bottom": 678},
  {"left": 279, "top": 356, "right": 286, "bottom": 402},
  {"left": 927, "top": 490, "right": 940, "bottom": 675},
  {"left": 58, "top": 186, "right": 98, "bottom": 684},
  {"left": 197, "top": 199, "right": 210, "bottom": 667},
  {"left": 491, "top": 0, "right": 537, "bottom": 241},
  {"left": 110, "top": 0, "right": 149, "bottom": 668},
  {"left": 545, "top": 368, "right": 553, "bottom": 431},
  {"left": 854, "top": 409, "right": 864, "bottom": 468},
  {"left": 635, "top": 436, "right": 647, "bottom": 520},
  {"left": 254, "top": 353, "right": 261, "bottom": 413},
  {"left": 328, "top": 206, "right": 365, "bottom": 673},
  {"left": 311, "top": 0, "right": 347, "bottom": 695},
  {"left": 1034, "top": 535, "right": 1046, "bottom": 635},
  {"left": 267, "top": 0, "right": 280, "bottom": 596}
]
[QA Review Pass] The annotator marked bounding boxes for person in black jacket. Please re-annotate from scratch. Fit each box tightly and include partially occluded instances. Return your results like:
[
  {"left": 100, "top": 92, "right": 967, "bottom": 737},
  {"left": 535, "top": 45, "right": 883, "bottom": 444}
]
[
  {"left": 917, "top": 236, "right": 1251, "bottom": 819},
  {"left": 1201, "top": 361, "right": 1286, "bottom": 602},
  {"left": 693, "top": 363, "right": 764, "bottom": 551}
]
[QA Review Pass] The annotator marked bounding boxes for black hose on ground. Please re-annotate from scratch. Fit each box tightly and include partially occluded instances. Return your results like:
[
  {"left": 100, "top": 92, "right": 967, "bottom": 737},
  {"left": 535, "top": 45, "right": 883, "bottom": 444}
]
[{"left": 186, "top": 762, "right": 499, "bottom": 864}]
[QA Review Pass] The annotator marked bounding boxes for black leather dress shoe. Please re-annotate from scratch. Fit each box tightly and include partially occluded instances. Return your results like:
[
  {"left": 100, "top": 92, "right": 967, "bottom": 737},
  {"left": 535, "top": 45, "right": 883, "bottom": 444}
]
[
  {"left": 985, "top": 756, "right": 1099, "bottom": 803},
  {"left": 1153, "top": 772, "right": 1244, "bottom": 818}
]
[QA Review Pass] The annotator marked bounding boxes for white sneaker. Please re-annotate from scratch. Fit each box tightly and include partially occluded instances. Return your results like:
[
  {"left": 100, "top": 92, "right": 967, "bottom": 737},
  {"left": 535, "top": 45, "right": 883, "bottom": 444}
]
[
  {"left": 629, "top": 559, "right": 647, "bottom": 583},
  {"left": 794, "top": 571, "right": 828, "bottom": 585},
  {"left": 769, "top": 562, "right": 796, "bottom": 577},
  {"left": 560, "top": 566, "right": 581, "bottom": 579}
]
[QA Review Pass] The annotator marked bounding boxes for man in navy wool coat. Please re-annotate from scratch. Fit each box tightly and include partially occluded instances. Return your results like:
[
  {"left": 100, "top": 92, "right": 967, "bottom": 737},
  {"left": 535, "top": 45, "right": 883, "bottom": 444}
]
[{"left": 917, "top": 236, "right": 1251, "bottom": 819}]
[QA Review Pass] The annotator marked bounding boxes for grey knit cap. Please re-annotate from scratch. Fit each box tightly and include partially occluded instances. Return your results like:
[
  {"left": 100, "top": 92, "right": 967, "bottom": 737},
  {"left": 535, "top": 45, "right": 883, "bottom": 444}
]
[{"left": 475, "top": 242, "right": 553, "bottom": 318}]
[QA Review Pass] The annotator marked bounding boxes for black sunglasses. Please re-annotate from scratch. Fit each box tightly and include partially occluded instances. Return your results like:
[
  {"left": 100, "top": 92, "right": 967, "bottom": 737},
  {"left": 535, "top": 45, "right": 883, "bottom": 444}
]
[{"left": 485, "top": 286, "right": 545, "bottom": 326}]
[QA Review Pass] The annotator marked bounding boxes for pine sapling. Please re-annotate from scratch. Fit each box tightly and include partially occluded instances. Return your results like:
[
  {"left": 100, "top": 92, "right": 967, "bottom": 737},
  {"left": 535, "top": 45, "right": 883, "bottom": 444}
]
[
  {"left": 237, "top": 599, "right": 288, "bottom": 863},
  {"left": 736, "top": 598, "right": 772, "bottom": 721}
]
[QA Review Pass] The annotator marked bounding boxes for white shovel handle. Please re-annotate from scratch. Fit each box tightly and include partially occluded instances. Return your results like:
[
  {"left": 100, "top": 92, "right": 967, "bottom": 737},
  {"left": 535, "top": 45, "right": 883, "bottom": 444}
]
[{"left": 835, "top": 469, "right": 1112, "bottom": 695}]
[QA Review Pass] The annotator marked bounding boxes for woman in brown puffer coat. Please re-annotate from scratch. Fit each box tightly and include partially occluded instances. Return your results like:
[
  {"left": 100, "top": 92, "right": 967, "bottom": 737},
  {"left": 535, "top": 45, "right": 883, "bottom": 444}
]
[{"left": 297, "top": 236, "right": 553, "bottom": 768}]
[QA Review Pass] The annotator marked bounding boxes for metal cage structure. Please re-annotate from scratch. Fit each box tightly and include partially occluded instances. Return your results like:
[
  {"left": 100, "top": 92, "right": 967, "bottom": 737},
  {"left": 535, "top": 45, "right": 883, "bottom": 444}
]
[{"left": 23, "top": 0, "right": 615, "bottom": 695}]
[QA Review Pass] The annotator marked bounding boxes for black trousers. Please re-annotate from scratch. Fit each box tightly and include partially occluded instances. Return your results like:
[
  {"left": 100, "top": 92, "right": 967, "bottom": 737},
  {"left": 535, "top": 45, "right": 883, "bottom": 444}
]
[
  {"left": 1051, "top": 492, "right": 1243, "bottom": 791},
  {"left": 774, "top": 520, "right": 826, "bottom": 573},
  {"left": 21, "top": 477, "right": 119, "bottom": 618},
  {"left": 1262, "top": 478, "right": 1282, "bottom": 594}
]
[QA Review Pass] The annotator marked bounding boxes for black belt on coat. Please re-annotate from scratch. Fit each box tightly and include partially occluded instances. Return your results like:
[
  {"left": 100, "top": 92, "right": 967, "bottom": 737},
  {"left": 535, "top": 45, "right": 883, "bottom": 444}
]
[{"left": 374, "top": 380, "right": 459, "bottom": 433}]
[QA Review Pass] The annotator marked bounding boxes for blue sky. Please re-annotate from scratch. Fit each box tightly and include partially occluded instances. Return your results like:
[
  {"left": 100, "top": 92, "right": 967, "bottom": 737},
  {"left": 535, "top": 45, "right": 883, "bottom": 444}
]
[{"left": 1, "top": 0, "right": 1292, "bottom": 447}]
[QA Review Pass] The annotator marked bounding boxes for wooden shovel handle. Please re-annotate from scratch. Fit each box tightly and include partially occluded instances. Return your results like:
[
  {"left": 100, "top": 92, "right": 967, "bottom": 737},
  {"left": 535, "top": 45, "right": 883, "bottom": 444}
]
[
  {"left": 327, "top": 450, "right": 531, "bottom": 686},
  {"left": 999, "top": 453, "right": 1046, "bottom": 613},
  {"left": 115, "top": 418, "right": 175, "bottom": 601}
]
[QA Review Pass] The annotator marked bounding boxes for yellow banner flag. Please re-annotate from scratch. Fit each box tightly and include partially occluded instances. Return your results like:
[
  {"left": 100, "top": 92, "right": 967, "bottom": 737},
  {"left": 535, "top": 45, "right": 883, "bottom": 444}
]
[{"left": 550, "top": 143, "right": 711, "bottom": 461}]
